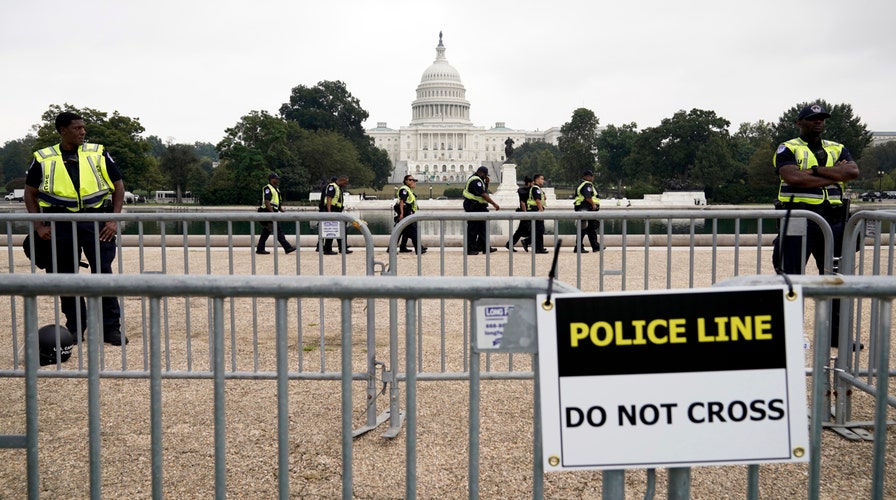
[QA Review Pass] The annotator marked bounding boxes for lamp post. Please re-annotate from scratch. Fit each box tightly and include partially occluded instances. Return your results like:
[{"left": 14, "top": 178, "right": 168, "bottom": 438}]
[
  {"left": 879, "top": 170, "right": 885, "bottom": 199},
  {"left": 429, "top": 185, "right": 433, "bottom": 200}
]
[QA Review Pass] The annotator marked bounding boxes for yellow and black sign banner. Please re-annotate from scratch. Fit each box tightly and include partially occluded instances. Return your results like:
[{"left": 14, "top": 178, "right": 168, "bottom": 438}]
[{"left": 553, "top": 288, "right": 787, "bottom": 377}]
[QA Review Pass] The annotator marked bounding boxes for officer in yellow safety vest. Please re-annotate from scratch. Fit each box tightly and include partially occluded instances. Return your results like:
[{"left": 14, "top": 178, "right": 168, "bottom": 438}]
[
  {"left": 573, "top": 170, "right": 601, "bottom": 253},
  {"left": 462, "top": 166, "right": 500, "bottom": 255},
  {"left": 771, "top": 103, "right": 859, "bottom": 349},
  {"left": 394, "top": 175, "right": 426, "bottom": 254},
  {"left": 23, "top": 111, "right": 128, "bottom": 346},
  {"left": 318, "top": 175, "right": 351, "bottom": 255},
  {"left": 522, "top": 173, "right": 549, "bottom": 254},
  {"left": 255, "top": 172, "right": 296, "bottom": 255}
]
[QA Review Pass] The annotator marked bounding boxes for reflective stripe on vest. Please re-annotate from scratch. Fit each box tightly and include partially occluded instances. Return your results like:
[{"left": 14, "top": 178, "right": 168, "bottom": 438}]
[
  {"left": 775, "top": 138, "right": 845, "bottom": 205},
  {"left": 33, "top": 143, "right": 113, "bottom": 211},
  {"left": 462, "top": 175, "right": 485, "bottom": 203},
  {"left": 328, "top": 183, "right": 343, "bottom": 208},
  {"left": 526, "top": 186, "right": 545, "bottom": 209},
  {"left": 396, "top": 186, "right": 417, "bottom": 213},
  {"left": 260, "top": 183, "right": 281, "bottom": 210},
  {"left": 574, "top": 180, "right": 598, "bottom": 207}
]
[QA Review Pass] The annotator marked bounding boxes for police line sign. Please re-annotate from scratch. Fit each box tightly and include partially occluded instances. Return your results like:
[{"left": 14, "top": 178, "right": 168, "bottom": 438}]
[{"left": 536, "top": 286, "right": 809, "bottom": 470}]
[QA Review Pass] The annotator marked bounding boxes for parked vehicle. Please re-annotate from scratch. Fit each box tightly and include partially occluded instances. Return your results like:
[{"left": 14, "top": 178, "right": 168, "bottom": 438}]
[
  {"left": 4, "top": 189, "right": 24, "bottom": 201},
  {"left": 860, "top": 191, "right": 883, "bottom": 202}
]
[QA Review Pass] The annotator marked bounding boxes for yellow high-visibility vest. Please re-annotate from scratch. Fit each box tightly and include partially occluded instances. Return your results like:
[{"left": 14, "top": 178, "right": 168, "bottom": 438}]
[
  {"left": 775, "top": 138, "right": 846, "bottom": 205},
  {"left": 33, "top": 143, "right": 114, "bottom": 210}
]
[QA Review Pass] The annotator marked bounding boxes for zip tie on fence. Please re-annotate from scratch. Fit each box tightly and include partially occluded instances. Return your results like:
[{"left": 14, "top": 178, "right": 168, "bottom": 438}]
[
  {"left": 543, "top": 238, "right": 563, "bottom": 310},
  {"left": 776, "top": 195, "right": 796, "bottom": 299}
]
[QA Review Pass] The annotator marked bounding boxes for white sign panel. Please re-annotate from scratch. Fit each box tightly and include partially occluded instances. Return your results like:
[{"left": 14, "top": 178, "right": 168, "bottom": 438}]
[
  {"left": 474, "top": 304, "right": 514, "bottom": 350},
  {"left": 319, "top": 220, "right": 342, "bottom": 239},
  {"left": 537, "top": 286, "right": 809, "bottom": 470}
]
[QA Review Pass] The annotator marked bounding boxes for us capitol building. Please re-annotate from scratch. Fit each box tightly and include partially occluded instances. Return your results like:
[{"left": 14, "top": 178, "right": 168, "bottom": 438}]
[{"left": 368, "top": 33, "right": 562, "bottom": 185}]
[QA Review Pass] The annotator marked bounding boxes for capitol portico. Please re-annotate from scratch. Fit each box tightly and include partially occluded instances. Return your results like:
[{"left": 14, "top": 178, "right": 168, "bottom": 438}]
[{"left": 369, "top": 33, "right": 561, "bottom": 185}]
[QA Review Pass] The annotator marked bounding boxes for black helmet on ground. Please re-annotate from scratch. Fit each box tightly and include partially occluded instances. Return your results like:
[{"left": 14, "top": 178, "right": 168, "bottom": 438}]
[{"left": 38, "top": 324, "right": 74, "bottom": 366}]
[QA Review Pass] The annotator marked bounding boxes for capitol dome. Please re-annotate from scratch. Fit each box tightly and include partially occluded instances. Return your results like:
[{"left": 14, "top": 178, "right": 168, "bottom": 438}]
[{"left": 410, "top": 32, "right": 472, "bottom": 126}]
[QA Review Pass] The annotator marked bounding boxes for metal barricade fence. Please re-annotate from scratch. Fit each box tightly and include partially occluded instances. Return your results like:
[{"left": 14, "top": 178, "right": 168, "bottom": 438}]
[
  {"left": 833, "top": 210, "right": 896, "bottom": 436},
  {"left": 1, "top": 273, "right": 893, "bottom": 499},
  {"left": 715, "top": 274, "right": 895, "bottom": 500},
  {"left": 387, "top": 209, "right": 839, "bottom": 289},
  {"left": 0, "top": 273, "right": 573, "bottom": 499},
  {"left": 1, "top": 211, "right": 391, "bottom": 433},
  {"left": 1, "top": 209, "right": 892, "bottom": 498}
]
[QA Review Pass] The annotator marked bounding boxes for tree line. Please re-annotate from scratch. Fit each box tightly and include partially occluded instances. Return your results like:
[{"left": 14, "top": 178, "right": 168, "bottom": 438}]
[
  {"left": 514, "top": 100, "right": 891, "bottom": 203},
  {"left": 2, "top": 88, "right": 893, "bottom": 205}
]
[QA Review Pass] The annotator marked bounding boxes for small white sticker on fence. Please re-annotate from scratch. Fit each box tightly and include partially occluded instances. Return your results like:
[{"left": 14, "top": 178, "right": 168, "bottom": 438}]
[
  {"left": 475, "top": 304, "right": 514, "bottom": 350},
  {"left": 320, "top": 220, "right": 342, "bottom": 239}
]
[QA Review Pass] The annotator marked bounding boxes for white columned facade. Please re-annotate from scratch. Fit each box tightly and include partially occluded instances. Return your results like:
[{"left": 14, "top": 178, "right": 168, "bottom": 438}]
[{"left": 369, "top": 32, "right": 561, "bottom": 185}]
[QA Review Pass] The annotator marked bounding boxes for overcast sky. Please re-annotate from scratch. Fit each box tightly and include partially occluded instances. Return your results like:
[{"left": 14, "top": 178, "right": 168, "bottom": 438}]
[{"left": 3, "top": 0, "right": 895, "bottom": 147}]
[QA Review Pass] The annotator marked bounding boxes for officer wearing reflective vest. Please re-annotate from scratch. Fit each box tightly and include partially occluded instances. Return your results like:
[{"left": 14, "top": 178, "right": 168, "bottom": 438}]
[
  {"left": 573, "top": 170, "right": 601, "bottom": 253},
  {"left": 462, "top": 166, "right": 500, "bottom": 255},
  {"left": 255, "top": 172, "right": 296, "bottom": 255},
  {"left": 394, "top": 175, "right": 426, "bottom": 254},
  {"left": 318, "top": 175, "right": 351, "bottom": 254},
  {"left": 506, "top": 176, "right": 532, "bottom": 251},
  {"left": 771, "top": 103, "right": 859, "bottom": 349},
  {"left": 23, "top": 111, "right": 127, "bottom": 346},
  {"left": 522, "top": 173, "right": 549, "bottom": 253}
]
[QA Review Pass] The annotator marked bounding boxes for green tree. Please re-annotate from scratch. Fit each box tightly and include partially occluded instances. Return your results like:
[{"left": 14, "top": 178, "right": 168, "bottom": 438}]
[
  {"left": 770, "top": 99, "right": 873, "bottom": 161},
  {"left": 146, "top": 135, "right": 167, "bottom": 159},
  {"left": 558, "top": 108, "right": 601, "bottom": 184},
  {"left": 297, "top": 129, "right": 370, "bottom": 190},
  {"left": 691, "top": 135, "right": 744, "bottom": 200},
  {"left": 216, "top": 111, "right": 306, "bottom": 205},
  {"left": 860, "top": 141, "right": 896, "bottom": 189},
  {"left": 193, "top": 142, "right": 218, "bottom": 161},
  {"left": 595, "top": 122, "right": 638, "bottom": 197},
  {"left": 33, "top": 104, "right": 155, "bottom": 191},
  {"left": 629, "top": 109, "right": 731, "bottom": 189},
  {"left": 732, "top": 121, "right": 778, "bottom": 188},
  {"left": 512, "top": 142, "right": 562, "bottom": 181},
  {"left": 279, "top": 80, "right": 389, "bottom": 188},
  {"left": 0, "top": 135, "right": 36, "bottom": 189},
  {"left": 160, "top": 144, "right": 205, "bottom": 203}
]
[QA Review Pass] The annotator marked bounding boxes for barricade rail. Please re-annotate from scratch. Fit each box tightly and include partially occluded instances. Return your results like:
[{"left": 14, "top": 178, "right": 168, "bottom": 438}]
[
  {"left": 716, "top": 274, "right": 895, "bottom": 500},
  {"left": 0, "top": 209, "right": 893, "bottom": 498},
  {"left": 0, "top": 273, "right": 893, "bottom": 499}
]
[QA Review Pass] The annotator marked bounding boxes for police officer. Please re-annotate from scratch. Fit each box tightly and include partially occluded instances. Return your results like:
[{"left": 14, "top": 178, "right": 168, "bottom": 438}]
[
  {"left": 573, "top": 170, "right": 601, "bottom": 253},
  {"left": 522, "top": 174, "right": 549, "bottom": 254},
  {"left": 23, "top": 111, "right": 127, "bottom": 345},
  {"left": 256, "top": 172, "right": 296, "bottom": 255},
  {"left": 506, "top": 176, "right": 532, "bottom": 252},
  {"left": 462, "top": 166, "right": 500, "bottom": 255},
  {"left": 395, "top": 175, "right": 426, "bottom": 254},
  {"left": 319, "top": 175, "right": 351, "bottom": 255},
  {"left": 771, "top": 103, "right": 859, "bottom": 348}
]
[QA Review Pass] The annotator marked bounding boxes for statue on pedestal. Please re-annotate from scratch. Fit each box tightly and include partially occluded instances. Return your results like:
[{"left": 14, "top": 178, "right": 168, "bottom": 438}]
[{"left": 504, "top": 137, "right": 515, "bottom": 163}]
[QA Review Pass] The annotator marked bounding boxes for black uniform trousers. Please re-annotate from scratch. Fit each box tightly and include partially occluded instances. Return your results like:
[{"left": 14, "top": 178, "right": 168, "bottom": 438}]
[
  {"left": 47, "top": 218, "right": 121, "bottom": 337},
  {"left": 772, "top": 206, "right": 847, "bottom": 347},
  {"left": 319, "top": 207, "right": 347, "bottom": 252},
  {"left": 520, "top": 209, "right": 546, "bottom": 252},
  {"left": 463, "top": 199, "right": 489, "bottom": 252},
  {"left": 575, "top": 205, "right": 600, "bottom": 251},
  {"left": 257, "top": 210, "right": 292, "bottom": 252}
]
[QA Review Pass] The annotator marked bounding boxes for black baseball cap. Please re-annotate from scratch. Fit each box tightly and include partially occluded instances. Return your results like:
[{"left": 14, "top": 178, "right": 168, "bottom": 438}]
[
  {"left": 477, "top": 166, "right": 489, "bottom": 174},
  {"left": 583, "top": 170, "right": 594, "bottom": 177},
  {"left": 268, "top": 172, "right": 280, "bottom": 179},
  {"left": 797, "top": 104, "right": 830, "bottom": 121}
]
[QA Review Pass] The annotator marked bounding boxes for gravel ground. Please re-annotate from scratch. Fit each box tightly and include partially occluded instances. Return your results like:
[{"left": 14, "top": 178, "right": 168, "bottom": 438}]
[{"left": 0, "top": 245, "right": 893, "bottom": 499}]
